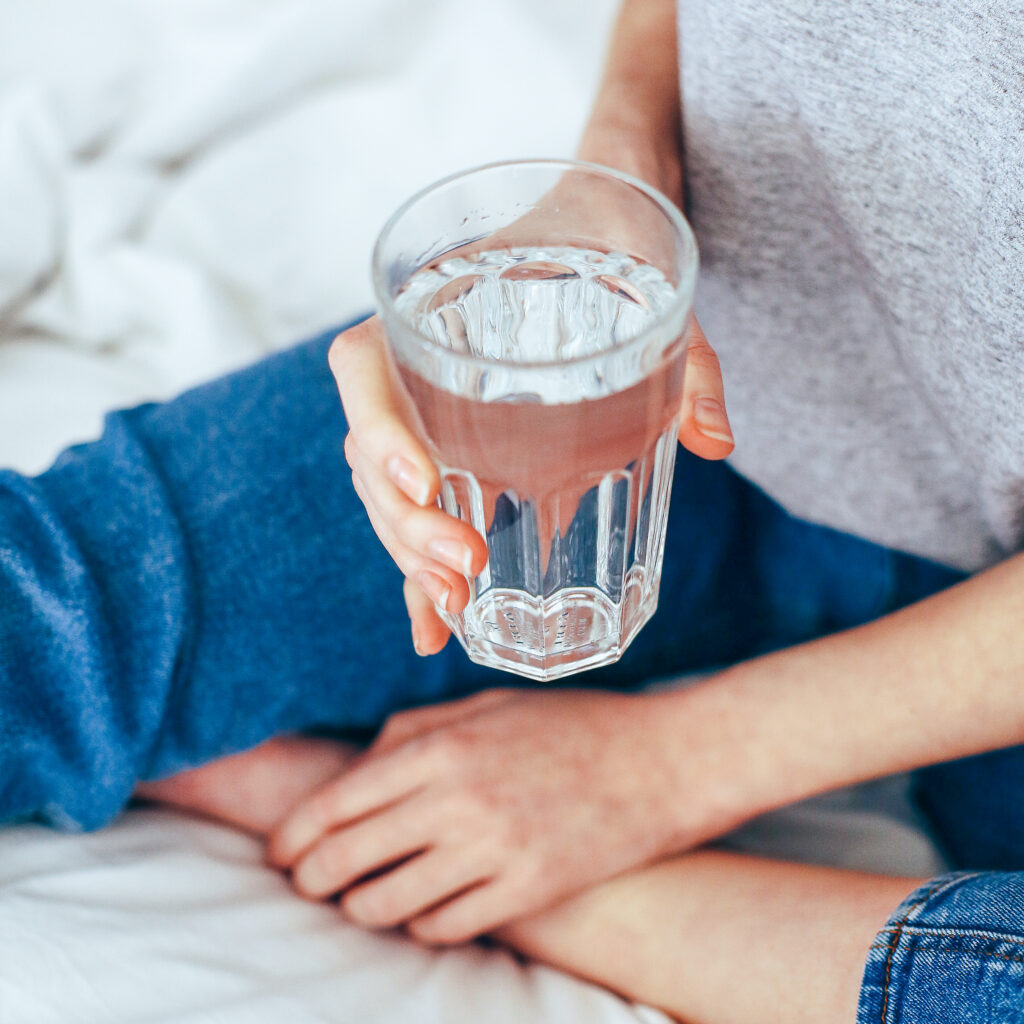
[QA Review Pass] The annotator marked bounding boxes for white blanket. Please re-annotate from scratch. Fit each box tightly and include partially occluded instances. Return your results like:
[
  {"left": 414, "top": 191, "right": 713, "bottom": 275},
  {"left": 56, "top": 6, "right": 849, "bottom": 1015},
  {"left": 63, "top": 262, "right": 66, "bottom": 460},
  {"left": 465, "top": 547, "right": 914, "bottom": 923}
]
[
  {"left": 0, "top": 2, "right": 947, "bottom": 1020},
  {"left": 0, "top": 0, "right": 616, "bottom": 474}
]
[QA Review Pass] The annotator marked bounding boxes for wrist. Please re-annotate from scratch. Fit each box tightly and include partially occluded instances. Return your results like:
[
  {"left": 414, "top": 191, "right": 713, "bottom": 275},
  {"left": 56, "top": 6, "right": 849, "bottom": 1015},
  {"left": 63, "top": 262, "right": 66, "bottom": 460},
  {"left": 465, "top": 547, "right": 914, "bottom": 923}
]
[
  {"left": 647, "top": 665, "right": 824, "bottom": 852},
  {"left": 638, "top": 683, "right": 761, "bottom": 855},
  {"left": 576, "top": 111, "right": 682, "bottom": 204}
]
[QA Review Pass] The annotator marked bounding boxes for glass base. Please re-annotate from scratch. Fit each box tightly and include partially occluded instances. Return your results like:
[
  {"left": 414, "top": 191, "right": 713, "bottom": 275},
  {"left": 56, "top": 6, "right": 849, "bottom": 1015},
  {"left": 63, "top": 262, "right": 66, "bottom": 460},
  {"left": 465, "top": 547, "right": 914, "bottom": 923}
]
[{"left": 446, "top": 575, "right": 658, "bottom": 681}]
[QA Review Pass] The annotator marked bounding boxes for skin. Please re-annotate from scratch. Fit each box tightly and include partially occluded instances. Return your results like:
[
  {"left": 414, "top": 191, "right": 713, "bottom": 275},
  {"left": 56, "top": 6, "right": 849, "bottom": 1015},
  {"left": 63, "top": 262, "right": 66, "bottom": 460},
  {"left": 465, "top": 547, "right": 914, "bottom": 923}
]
[{"left": 142, "top": 0, "right": 1024, "bottom": 1019}]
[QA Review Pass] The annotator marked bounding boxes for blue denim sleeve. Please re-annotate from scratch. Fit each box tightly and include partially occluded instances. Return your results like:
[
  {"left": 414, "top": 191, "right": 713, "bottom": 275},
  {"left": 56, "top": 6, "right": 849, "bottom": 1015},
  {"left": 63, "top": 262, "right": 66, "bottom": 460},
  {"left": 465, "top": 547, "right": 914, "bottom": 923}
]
[
  {"left": 858, "top": 871, "right": 1024, "bottom": 1023},
  {"left": 0, "top": 326, "right": 408, "bottom": 831}
]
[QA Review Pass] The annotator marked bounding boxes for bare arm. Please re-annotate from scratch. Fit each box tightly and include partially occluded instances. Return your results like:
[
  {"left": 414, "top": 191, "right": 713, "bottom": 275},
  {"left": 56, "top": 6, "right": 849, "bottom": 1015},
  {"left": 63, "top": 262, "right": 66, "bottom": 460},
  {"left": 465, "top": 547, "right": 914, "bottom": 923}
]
[
  {"left": 654, "top": 550, "right": 1024, "bottom": 845},
  {"left": 577, "top": 0, "right": 684, "bottom": 203},
  {"left": 580, "top": 4, "right": 1024, "bottom": 830},
  {"left": 498, "top": 851, "right": 919, "bottom": 1024},
  {"left": 573, "top": 1, "right": 1024, "bottom": 861}
]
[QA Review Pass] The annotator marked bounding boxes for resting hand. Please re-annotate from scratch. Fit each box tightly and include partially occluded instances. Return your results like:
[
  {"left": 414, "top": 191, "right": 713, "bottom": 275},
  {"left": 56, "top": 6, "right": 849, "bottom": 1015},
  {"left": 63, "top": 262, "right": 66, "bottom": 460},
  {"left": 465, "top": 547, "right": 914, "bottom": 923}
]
[{"left": 266, "top": 688, "right": 707, "bottom": 945}]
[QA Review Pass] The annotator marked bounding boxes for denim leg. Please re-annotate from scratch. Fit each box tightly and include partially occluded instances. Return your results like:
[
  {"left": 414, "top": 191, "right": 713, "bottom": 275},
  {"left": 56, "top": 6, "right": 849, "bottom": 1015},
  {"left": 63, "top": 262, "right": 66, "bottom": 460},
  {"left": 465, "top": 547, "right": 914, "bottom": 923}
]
[
  {"left": 858, "top": 872, "right": 1024, "bottom": 1023},
  {"left": 914, "top": 748, "right": 1024, "bottom": 872},
  {"left": 1, "top": 322, "right": 466, "bottom": 829}
]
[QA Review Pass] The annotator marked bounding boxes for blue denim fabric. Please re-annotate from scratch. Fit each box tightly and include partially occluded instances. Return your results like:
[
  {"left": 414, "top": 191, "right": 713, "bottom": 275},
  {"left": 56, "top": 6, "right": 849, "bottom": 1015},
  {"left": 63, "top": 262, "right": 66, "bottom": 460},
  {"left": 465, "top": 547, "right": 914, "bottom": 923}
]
[
  {"left": 858, "top": 872, "right": 1024, "bottom": 1023},
  {"left": 915, "top": 750, "right": 1024, "bottom": 873},
  {"left": 1, "top": 324, "right": 1021, "bottom": 1018}
]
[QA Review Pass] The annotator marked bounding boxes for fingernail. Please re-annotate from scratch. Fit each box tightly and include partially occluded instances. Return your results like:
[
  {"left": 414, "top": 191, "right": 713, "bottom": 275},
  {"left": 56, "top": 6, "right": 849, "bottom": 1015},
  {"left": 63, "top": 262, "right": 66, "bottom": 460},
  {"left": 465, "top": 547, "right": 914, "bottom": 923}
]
[
  {"left": 427, "top": 538, "right": 473, "bottom": 576},
  {"left": 417, "top": 570, "right": 451, "bottom": 613},
  {"left": 293, "top": 857, "right": 325, "bottom": 897},
  {"left": 693, "top": 397, "right": 734, "bottom": 444},
  {"left": 387, "top": 455, "right": 430, "bottom": 507},
  {"left": 411, "top": 626, "right": 426, "bottom": 656}
]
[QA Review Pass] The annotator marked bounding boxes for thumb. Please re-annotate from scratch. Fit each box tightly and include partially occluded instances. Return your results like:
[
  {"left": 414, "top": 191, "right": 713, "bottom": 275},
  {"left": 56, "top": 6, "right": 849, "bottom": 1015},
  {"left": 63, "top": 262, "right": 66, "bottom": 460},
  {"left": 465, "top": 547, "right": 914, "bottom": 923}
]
[{"left": 676, "top": 318, "right": 735, "bottom": 460}]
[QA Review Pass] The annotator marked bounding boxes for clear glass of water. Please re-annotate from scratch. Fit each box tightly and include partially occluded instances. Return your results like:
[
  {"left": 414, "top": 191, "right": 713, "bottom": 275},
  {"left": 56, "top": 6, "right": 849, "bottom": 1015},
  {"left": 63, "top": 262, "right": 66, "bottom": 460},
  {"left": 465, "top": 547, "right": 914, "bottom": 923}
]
[{"left": 373, "top": 159, "right": 698, "bottom": 680}]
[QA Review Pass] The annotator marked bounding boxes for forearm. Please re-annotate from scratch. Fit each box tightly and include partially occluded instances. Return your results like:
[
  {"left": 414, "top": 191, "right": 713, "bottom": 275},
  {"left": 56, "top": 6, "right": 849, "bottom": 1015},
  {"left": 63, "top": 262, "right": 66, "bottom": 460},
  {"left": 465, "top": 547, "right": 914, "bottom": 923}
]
[
  {"left": 498, "top": 851, "right": 919, "bottom": 1024},
  {"left": 587, "top": 0, "right": 680, "bottom": 137},
  {"left": 578, "top": 0, "right": 683, "bottom": 198},
  {"left": 661, "top": 551, "right": 1024, "bottom": 837}
]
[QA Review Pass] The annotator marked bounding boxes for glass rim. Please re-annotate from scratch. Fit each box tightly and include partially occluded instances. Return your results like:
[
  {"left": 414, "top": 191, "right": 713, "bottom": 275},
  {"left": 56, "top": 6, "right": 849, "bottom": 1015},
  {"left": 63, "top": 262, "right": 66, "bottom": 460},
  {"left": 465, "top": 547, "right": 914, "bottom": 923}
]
[{"left": 371, "top": 157, "right": 699, "bottom": 374}]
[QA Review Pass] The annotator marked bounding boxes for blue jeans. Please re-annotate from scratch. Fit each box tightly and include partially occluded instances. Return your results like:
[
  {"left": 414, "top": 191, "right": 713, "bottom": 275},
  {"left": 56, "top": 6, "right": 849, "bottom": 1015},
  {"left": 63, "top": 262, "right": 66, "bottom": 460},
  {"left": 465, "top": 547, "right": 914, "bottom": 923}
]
[{"left": 1, "top": 325, "right": 1022, "bottom": 1018}]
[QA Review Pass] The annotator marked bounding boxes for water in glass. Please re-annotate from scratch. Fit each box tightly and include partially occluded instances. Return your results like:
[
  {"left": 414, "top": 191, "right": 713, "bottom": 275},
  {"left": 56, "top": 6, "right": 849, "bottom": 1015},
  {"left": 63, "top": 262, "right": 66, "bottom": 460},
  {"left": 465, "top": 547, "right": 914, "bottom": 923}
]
[{"left": 394, "top": 246, "right": 685, "bottom": 679}]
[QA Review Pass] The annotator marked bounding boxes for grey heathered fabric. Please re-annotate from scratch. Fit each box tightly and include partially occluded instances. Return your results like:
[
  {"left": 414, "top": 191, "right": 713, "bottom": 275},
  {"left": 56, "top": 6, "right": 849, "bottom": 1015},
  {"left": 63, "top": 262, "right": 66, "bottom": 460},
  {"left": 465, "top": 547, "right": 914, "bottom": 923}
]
[{"left": 678, "top": 0, "right": 1023, "bottom": 571}]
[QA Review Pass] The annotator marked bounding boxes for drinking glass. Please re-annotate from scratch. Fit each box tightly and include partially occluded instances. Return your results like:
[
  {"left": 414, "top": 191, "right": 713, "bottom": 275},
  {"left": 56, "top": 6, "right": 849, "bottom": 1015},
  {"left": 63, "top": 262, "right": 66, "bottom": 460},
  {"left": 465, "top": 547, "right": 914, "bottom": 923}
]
[{"left": 373, "top": 159, "right": 698, "bottom": 680}]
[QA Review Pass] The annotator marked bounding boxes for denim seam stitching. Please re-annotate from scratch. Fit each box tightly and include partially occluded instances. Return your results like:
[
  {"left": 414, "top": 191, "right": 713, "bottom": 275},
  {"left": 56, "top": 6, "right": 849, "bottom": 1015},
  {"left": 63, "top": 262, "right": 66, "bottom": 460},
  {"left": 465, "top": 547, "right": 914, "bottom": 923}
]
[
  {"left": 893, "top": 924, "right": 1024, "bottom": 944},
  {"left": 878, "top": 874, "right": 974, "bottom": 1024},
  {"left": 871, "top": 943, "right": 1024, "bottom": 966}
]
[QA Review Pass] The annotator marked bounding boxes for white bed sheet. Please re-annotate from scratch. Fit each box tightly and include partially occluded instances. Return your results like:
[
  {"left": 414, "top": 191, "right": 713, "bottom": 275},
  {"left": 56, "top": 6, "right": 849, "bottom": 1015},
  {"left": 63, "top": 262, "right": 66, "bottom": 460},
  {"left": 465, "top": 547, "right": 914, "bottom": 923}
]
[
  {"left": 0, "top": 788, "right": 946, "bottom": 1024},
  {"left": 0, "top": 1, "right": 948, "bottom": 1020},
  {"left": 0, "top": 809, "right": 674, "bottom": 1024}
]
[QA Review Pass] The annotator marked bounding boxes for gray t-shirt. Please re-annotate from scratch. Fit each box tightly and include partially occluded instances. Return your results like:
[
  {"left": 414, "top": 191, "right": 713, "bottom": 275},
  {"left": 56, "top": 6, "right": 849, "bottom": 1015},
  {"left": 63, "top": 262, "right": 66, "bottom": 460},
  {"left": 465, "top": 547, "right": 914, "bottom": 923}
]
[{"left": 678, "top": 0, "right": 1023, "bottom": 572}]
